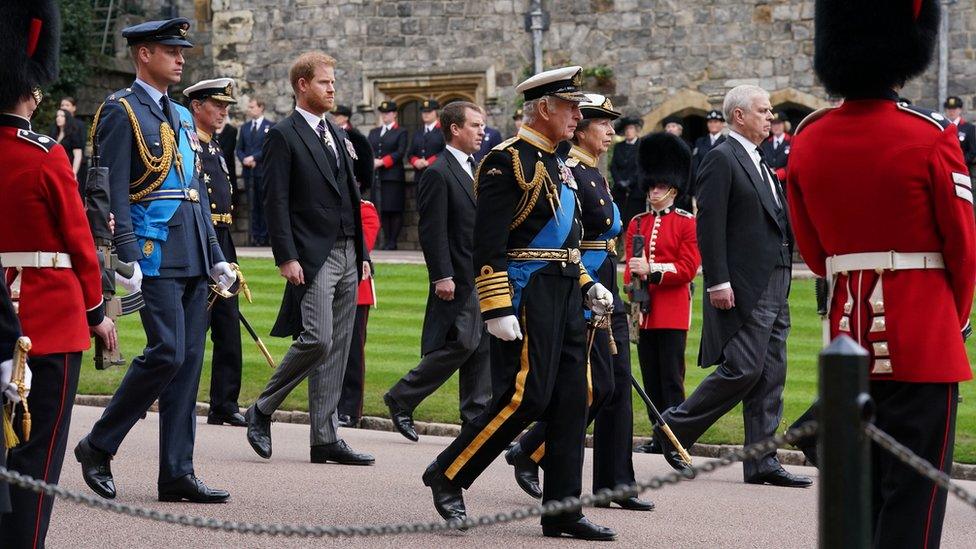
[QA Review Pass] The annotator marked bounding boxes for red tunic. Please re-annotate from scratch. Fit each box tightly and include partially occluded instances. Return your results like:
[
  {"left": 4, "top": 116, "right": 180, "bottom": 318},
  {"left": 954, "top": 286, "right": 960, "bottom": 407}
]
[
  {"left": 623, "top": 208, "right": 701, "bottom": 330},
  {"left": 0, "top": 120, "right": 103, "bottom": 356},
  {"left": 357, "top": 200, "right": 380, "bottom": 306},
  {"left": 788, "top": 99, "right": 976, "bottom": 383}
]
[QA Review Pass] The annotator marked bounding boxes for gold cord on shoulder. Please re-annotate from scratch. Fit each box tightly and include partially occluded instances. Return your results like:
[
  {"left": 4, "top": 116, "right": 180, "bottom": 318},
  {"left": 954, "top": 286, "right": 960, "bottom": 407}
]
[{"left": 509, "top": 147, "right": 558, "bottom": 231}]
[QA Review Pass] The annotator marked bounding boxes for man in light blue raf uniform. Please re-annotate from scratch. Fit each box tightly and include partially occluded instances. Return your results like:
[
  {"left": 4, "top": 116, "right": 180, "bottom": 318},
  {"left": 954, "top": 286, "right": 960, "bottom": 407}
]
[{"left": 74, "top": 18, "right": 237, "bottom": 504}]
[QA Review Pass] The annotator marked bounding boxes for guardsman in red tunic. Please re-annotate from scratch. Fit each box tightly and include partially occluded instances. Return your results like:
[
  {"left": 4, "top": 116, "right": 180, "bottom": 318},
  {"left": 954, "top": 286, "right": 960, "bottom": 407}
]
[
  {"left": 789, "top": 2, "right": 976, "bottom": 547},
  {"left": 0, "top": 2, "right": 116, "bottom": 546},
  {"left": 624, "top": 132, "right": 701, "bottom": 453}
]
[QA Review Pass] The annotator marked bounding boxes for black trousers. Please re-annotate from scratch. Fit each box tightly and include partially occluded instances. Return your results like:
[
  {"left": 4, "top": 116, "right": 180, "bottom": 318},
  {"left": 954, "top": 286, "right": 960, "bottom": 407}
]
[
  {"left": 637, "top": 328, "right": 687, "bottom": 418},
  {"left": 0, "top": 352, "right": 81, "bottom": 549},
  {"left": 208, "top": 227, "right": 242, "bottom": 416},
  {"left": 338, "top": 304, "right": 370, "bottom": 419},
  {"left": 792, "top": 381, "right": 959, "bottom": 549},
  {"left": 247, "top": 173, "right": 267, "bottom": 245},
  {"left": 434, "top": 273, "right": 588, "bottom": 525}
]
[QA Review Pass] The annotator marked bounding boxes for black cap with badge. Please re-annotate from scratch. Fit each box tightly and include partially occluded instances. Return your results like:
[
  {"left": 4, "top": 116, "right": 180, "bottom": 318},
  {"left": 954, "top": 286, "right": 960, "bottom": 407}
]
[
  {"left": 377, "top": 100, "right": 398, "bottom": 113},
  {"left": 122, "top": 17, "right": 193, "bottom": 47},
  {"left": 944, "top": 96, "right": 964, "bottom": 110}
]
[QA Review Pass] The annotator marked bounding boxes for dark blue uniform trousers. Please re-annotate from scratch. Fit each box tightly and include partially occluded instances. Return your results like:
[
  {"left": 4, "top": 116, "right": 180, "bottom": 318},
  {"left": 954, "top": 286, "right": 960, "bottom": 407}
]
[{"left": 89, "top": 275, "right": 208, "bottom": 484}]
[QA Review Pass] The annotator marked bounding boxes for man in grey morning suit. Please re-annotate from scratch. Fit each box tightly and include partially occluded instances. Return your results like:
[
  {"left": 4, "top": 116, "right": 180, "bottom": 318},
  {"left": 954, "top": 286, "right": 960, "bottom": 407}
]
[
  {"left": 384, "top": 101, "right": 492, "bottom": 442},
  {"left": 244, "top": 51, "right": 374, "bottom": 466},
  {"left": 657, "top": 85, "right": 812, "bottom": 488}
]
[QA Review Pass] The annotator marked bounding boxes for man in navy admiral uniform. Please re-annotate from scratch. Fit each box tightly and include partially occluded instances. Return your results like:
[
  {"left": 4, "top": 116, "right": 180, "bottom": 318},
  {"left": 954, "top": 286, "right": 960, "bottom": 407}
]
[
  {"left": 74, "top": 18, "right": 237, "bottom": 504},
  {"left": 237, "top": 97, "right": 273, "bottom": 246},
  {"left": 185, "top": 77, "right": 247, "bottom": 428},
  {"left": 945, "top": 95, "right": 976, "bottom": 168}
]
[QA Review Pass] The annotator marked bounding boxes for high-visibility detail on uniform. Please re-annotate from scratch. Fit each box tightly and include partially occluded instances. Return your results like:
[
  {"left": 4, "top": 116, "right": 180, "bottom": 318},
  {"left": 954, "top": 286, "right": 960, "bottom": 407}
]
[{"left": 445, "top": 317, "right": 531, "bottom": 480}]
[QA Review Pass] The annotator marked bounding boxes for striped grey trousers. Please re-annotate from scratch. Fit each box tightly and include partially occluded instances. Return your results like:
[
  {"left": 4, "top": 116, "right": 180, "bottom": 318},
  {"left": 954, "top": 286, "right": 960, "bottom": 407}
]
[{"left": 256, "top": 238, "right": 359, "bottom": 445}]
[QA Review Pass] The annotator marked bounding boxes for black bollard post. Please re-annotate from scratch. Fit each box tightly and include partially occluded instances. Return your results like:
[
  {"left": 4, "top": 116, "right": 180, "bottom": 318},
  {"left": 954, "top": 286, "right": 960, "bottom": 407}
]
[{"left": 818, "top": 335, "right": 872, "bottom": 549}]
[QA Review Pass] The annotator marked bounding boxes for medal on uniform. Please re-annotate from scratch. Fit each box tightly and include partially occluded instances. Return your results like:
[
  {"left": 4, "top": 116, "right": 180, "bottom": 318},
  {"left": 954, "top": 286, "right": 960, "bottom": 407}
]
[{"left": 345, "top": 138, "right": 358, "bottom": 160}]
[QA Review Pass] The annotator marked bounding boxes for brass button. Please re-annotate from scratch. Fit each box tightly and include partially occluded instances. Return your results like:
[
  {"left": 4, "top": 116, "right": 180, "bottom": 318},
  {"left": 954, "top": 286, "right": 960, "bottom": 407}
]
[
  {"left": 590, "top": 181, "right": 596, "bottom": 187},
  {"left": 599, "top": 199, "right": 605, "bottom": 205},
  {"left": 561, "top": 261, "right": 567, "bottom": 268},
  {"left": 605, "top": 218, "right": 611, "bottom": 225},
  {"left": 211, "top": 203, "right": 217, "bottom": 209}
]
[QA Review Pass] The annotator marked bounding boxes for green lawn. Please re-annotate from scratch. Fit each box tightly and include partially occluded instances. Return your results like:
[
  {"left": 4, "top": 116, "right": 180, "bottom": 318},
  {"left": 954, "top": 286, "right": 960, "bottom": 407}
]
[{"left": 79, "top": 258, "right": 976, "bottom": 463}]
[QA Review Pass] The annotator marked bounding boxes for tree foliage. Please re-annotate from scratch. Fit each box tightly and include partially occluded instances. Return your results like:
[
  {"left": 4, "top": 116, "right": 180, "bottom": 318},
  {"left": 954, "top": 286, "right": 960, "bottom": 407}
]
[{"left": 34, "top": 0, "right": 95, "bottom": 130}]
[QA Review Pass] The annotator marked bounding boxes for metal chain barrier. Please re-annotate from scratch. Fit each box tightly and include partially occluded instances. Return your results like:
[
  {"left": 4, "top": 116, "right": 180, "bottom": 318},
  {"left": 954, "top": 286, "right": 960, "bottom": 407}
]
[
  {"left": 0, "top": 421, "right": 817, "bottom": 538},
  {"left": 863, "top": 422, "right": 976, "bottom": 510}
]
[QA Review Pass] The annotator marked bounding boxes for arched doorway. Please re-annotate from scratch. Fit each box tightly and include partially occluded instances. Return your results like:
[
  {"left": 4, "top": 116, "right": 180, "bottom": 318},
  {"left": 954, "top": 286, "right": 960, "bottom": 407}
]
[{"left": 768, "top": 88, "right": 830, "bottom": 132}]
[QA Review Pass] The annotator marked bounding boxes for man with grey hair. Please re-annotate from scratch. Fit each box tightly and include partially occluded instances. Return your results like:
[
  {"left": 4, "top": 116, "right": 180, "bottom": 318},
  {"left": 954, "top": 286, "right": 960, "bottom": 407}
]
[{"left": 655, "top": 84, "right": 812, "bottom": 488}]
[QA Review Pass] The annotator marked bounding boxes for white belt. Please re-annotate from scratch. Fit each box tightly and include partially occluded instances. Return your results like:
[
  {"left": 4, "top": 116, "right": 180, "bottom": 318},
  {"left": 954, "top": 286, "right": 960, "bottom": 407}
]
[
  {"left": 825, "top": 251, "right": 943, "bottom": 275},
  {"left": 0, "top": 251, "right": 73, "bottom": 269}
]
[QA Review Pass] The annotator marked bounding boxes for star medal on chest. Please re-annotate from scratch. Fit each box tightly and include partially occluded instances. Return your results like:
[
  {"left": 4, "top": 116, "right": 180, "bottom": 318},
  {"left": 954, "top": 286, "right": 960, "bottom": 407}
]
[
  {"left": 219, "top": 154, "right": 229, "bottom": 176},
  {"left": 558, "top": 162, "right": 577, "bottom": 190},
  {"left": 345, "top": 138, "right": 358, "bottom": 160}
]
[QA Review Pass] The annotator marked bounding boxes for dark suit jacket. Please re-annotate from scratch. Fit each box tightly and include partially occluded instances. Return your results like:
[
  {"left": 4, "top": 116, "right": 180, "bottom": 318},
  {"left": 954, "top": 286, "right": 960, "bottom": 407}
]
[
  {"left": 236, "top": 117, "right": 273, "bottom": 177},
  {"left": 957, "top": 121, "right": 976, "bottom": 167},
  {"left": 263, "top": 111, "right": 366, "bottom": 337},
  {"left": 367, "top": 125, "right": 408, "bottom": 182},
  {"left": 695, "top": 136, "right": 792, "bottom": 366},
  {"left": 417, "top": 151, "right": 478, "bottom": 354}
]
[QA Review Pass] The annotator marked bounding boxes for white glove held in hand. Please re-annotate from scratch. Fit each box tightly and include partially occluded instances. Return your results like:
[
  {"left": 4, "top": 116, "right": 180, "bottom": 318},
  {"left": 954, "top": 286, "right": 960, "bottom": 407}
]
[
  {"left": 210, "top": 261, "right": 237, "bottom": 292},
  {"left": 115, "top": 261, "right": 143, "bottom": 293},
  {"left": 587, "top": 283, "right": 614, "bottom": 315},
  {"left": 486, "top": 315, "right": 523, "bottom": 342},
  {"left": 1, "top": 359, "right": 31, "bottom": 403}
]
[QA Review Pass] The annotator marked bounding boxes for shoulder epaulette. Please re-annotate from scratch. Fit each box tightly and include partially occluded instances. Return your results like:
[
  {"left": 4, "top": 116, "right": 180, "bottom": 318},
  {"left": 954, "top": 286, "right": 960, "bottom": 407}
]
[
  {"left": 565, "top": 157, "right": 580, "bottom": 168},
  {"left": 675, "top": 208, "right": 694, "bottom": 218},
  {"left": 492, "top": 136, "right": 519, "bottom": 152},
  {"left": 105, "top": 87, "right": 135, "bottom": 103},
  {"left": 896, "top": 102, "right": 952, "bottom": 131},
  {"left": 16, "top": 129, "right": 57, "bottom": 153},
  {"left": 794, "top": 107, "right": 836, "bottom": 135}
]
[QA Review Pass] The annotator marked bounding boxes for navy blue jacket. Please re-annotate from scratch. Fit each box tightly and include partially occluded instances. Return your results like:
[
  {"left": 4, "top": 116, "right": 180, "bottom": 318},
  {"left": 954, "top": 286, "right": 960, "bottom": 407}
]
[{"left": 236, "top": 117, "right": 273, "bottom": 177}]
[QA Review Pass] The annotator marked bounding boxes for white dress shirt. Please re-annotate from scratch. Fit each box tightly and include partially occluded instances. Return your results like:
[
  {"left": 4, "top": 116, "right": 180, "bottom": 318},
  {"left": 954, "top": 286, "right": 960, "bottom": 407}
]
[
  {"left": 295, "top": 106, "right": 337, "bottom": 157},
  {"left": 444, "top": 144, "right": 474, "bottom": 179}
]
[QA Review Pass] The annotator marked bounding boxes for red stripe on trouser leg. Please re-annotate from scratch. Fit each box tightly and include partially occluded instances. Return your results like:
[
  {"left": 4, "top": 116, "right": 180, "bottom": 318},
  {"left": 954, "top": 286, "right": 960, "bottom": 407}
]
[
  {"left": 31, "top": 355, "right": 69, "bottom": 549},
  {"left": 921, "top": 384, "right": 952, "bottom": 549}
]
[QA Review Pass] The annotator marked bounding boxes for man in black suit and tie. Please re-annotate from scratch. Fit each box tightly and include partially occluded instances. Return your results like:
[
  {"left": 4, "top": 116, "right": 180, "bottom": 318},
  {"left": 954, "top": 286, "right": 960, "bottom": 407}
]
[
  {"left": 368, "top": 101, "right": 408, "bottom": 249},
  {"left": 236, "top": 98, "right": 273, "bottom": 245},
  {"left": 245, "top": 51, "right": 374, "bottom": 466},
  {"left": 657, "top": 85, "right": 812, "bottom": 489},
  {"left": 384, "top": 101, "right": 492, "bottom": 441}
]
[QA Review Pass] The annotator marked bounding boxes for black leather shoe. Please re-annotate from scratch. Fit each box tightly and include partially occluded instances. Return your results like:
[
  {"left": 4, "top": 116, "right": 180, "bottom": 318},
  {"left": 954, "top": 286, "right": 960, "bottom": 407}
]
[
  {"left": 158, "top": 474, "right": 230, "bottom": 503},
  {"left": 245, "top": 405, "right": 272, "bottom": 459},
  {"left": 634, "top": 439, "right": 662, "bottom": 454},
  {"left": 311, "top": 439, "right": 375, "bottom": 465},
  {"left": 595, "top": 496, "right": 655, "bottom": 511},
  {"left": 654, "top": 424, "right": 694, "bottom": 475},
  {"left": 504, "top": 443, "right": 542, "bottom": 499},
  {"left": 542, "top": 517, "right": 616, "bottom": 541},
  {"left": 337, "top": 414, "right": 360, "bottom": 428},
  {"left": 384, "top": 393, "right": 418, "bottom": 442},
  {"left": 74, "top": 436, "right": 116, "bottom": 499},
  {"left": 421, "top": 462, "right": 467, "bottom": 526},
  {"left": 207, "top": 411, "right": 247, "bottom": 427},
  {"left": 745, "top": 467, "right": 813, "bottom": 488}
]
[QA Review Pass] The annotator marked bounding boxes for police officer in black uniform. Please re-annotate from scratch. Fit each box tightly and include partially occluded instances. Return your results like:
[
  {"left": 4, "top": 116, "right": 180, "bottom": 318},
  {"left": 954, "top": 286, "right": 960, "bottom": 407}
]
[
  {"left": 421, "top": 66, "right": 616, "bottom": 541},
  {"left": 610, "top": 116, "right": 642, "bottom": 229},
  {"left": 505, "top": 93, "right": 653, "bottom": 512},
  {"left": 408, "top": 98, "right": 446, "bottom": 176},
  {"left": 945, "top": 95, "right": 976, "bottom": 168},
  {"left": 74, "top": 18, "right": 235, "bottom": 504},
  {"left": 184, "top": 78, "right": 247, "bottom": 428},
  {"left": 368, "top": 101, "right": 408, "bottom": 249}
]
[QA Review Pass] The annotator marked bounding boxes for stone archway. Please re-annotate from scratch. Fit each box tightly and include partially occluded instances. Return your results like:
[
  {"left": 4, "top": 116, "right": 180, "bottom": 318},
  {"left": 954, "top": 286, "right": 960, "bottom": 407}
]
[
  {"left": 769, "top": 88, "right": 829, "bottom": 130},
  {"left": 641, "top": 89, "right": 713, "bottom": 134}
]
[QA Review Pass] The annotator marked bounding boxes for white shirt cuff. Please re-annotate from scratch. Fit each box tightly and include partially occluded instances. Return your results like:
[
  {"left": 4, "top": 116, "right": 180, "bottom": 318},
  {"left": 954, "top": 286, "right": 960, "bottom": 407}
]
[{"left": 707, "top": 282, "right": 731, "bottom": 292}]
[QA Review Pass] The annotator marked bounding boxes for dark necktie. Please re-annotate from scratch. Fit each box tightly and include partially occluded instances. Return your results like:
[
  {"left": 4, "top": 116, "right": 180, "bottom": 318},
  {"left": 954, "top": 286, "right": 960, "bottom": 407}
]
[
  {"left": 756, "top": 147, "right": 781, "bottom": 209},
  {"left": 317, "top": 119, "right": 338, "bottom": 166},
  {"left": 253, "top": 120, "right": 259, "bottom": 133},
  {"left": 159, "top": 95, "right": 179, "bottom": 143}
]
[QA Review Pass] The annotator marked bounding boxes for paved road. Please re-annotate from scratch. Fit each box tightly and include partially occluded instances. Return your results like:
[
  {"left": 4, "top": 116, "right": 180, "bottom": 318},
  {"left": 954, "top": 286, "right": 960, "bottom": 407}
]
[{"left": 46, "top": 406, "right": 974, "bottom": 548}]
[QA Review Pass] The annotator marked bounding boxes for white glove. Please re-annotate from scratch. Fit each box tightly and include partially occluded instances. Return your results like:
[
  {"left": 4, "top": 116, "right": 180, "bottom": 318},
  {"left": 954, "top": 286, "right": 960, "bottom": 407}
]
[
  {"left": 115, "top": 261, "right": 143, "bottom": 293},
  {"left": 1, "top": 358, "right": 30, "bottom": 403},
  {"left": 210, "top": 261, "right": 237, "bottom": 292},
  {"left": 486, "top": 315, "right": 523, "bottom": 342},
  {"left": 587, "top": 283, "right": 614, "bottom": 315}
]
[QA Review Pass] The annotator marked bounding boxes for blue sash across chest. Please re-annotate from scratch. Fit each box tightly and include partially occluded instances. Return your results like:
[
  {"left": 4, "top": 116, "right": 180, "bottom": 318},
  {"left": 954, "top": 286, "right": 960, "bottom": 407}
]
[
  {"left": 131, "top": 103, "right": 198, "bottom": 276},
  {"left": 507, "top": 180, "right": 577, "bottom": 311}
]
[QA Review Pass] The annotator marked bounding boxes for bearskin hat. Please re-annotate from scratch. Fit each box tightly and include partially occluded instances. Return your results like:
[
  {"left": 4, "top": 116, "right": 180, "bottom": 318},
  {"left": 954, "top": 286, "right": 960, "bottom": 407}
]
[
  {"left": 637, "top": 132, "right": 692, "bottom": 196},
  {"left": 0, "top": 1, "right": 60, "bottom": 110},
  {"left": 814, "top": 0, "right": 939, "bottom": 98}
]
